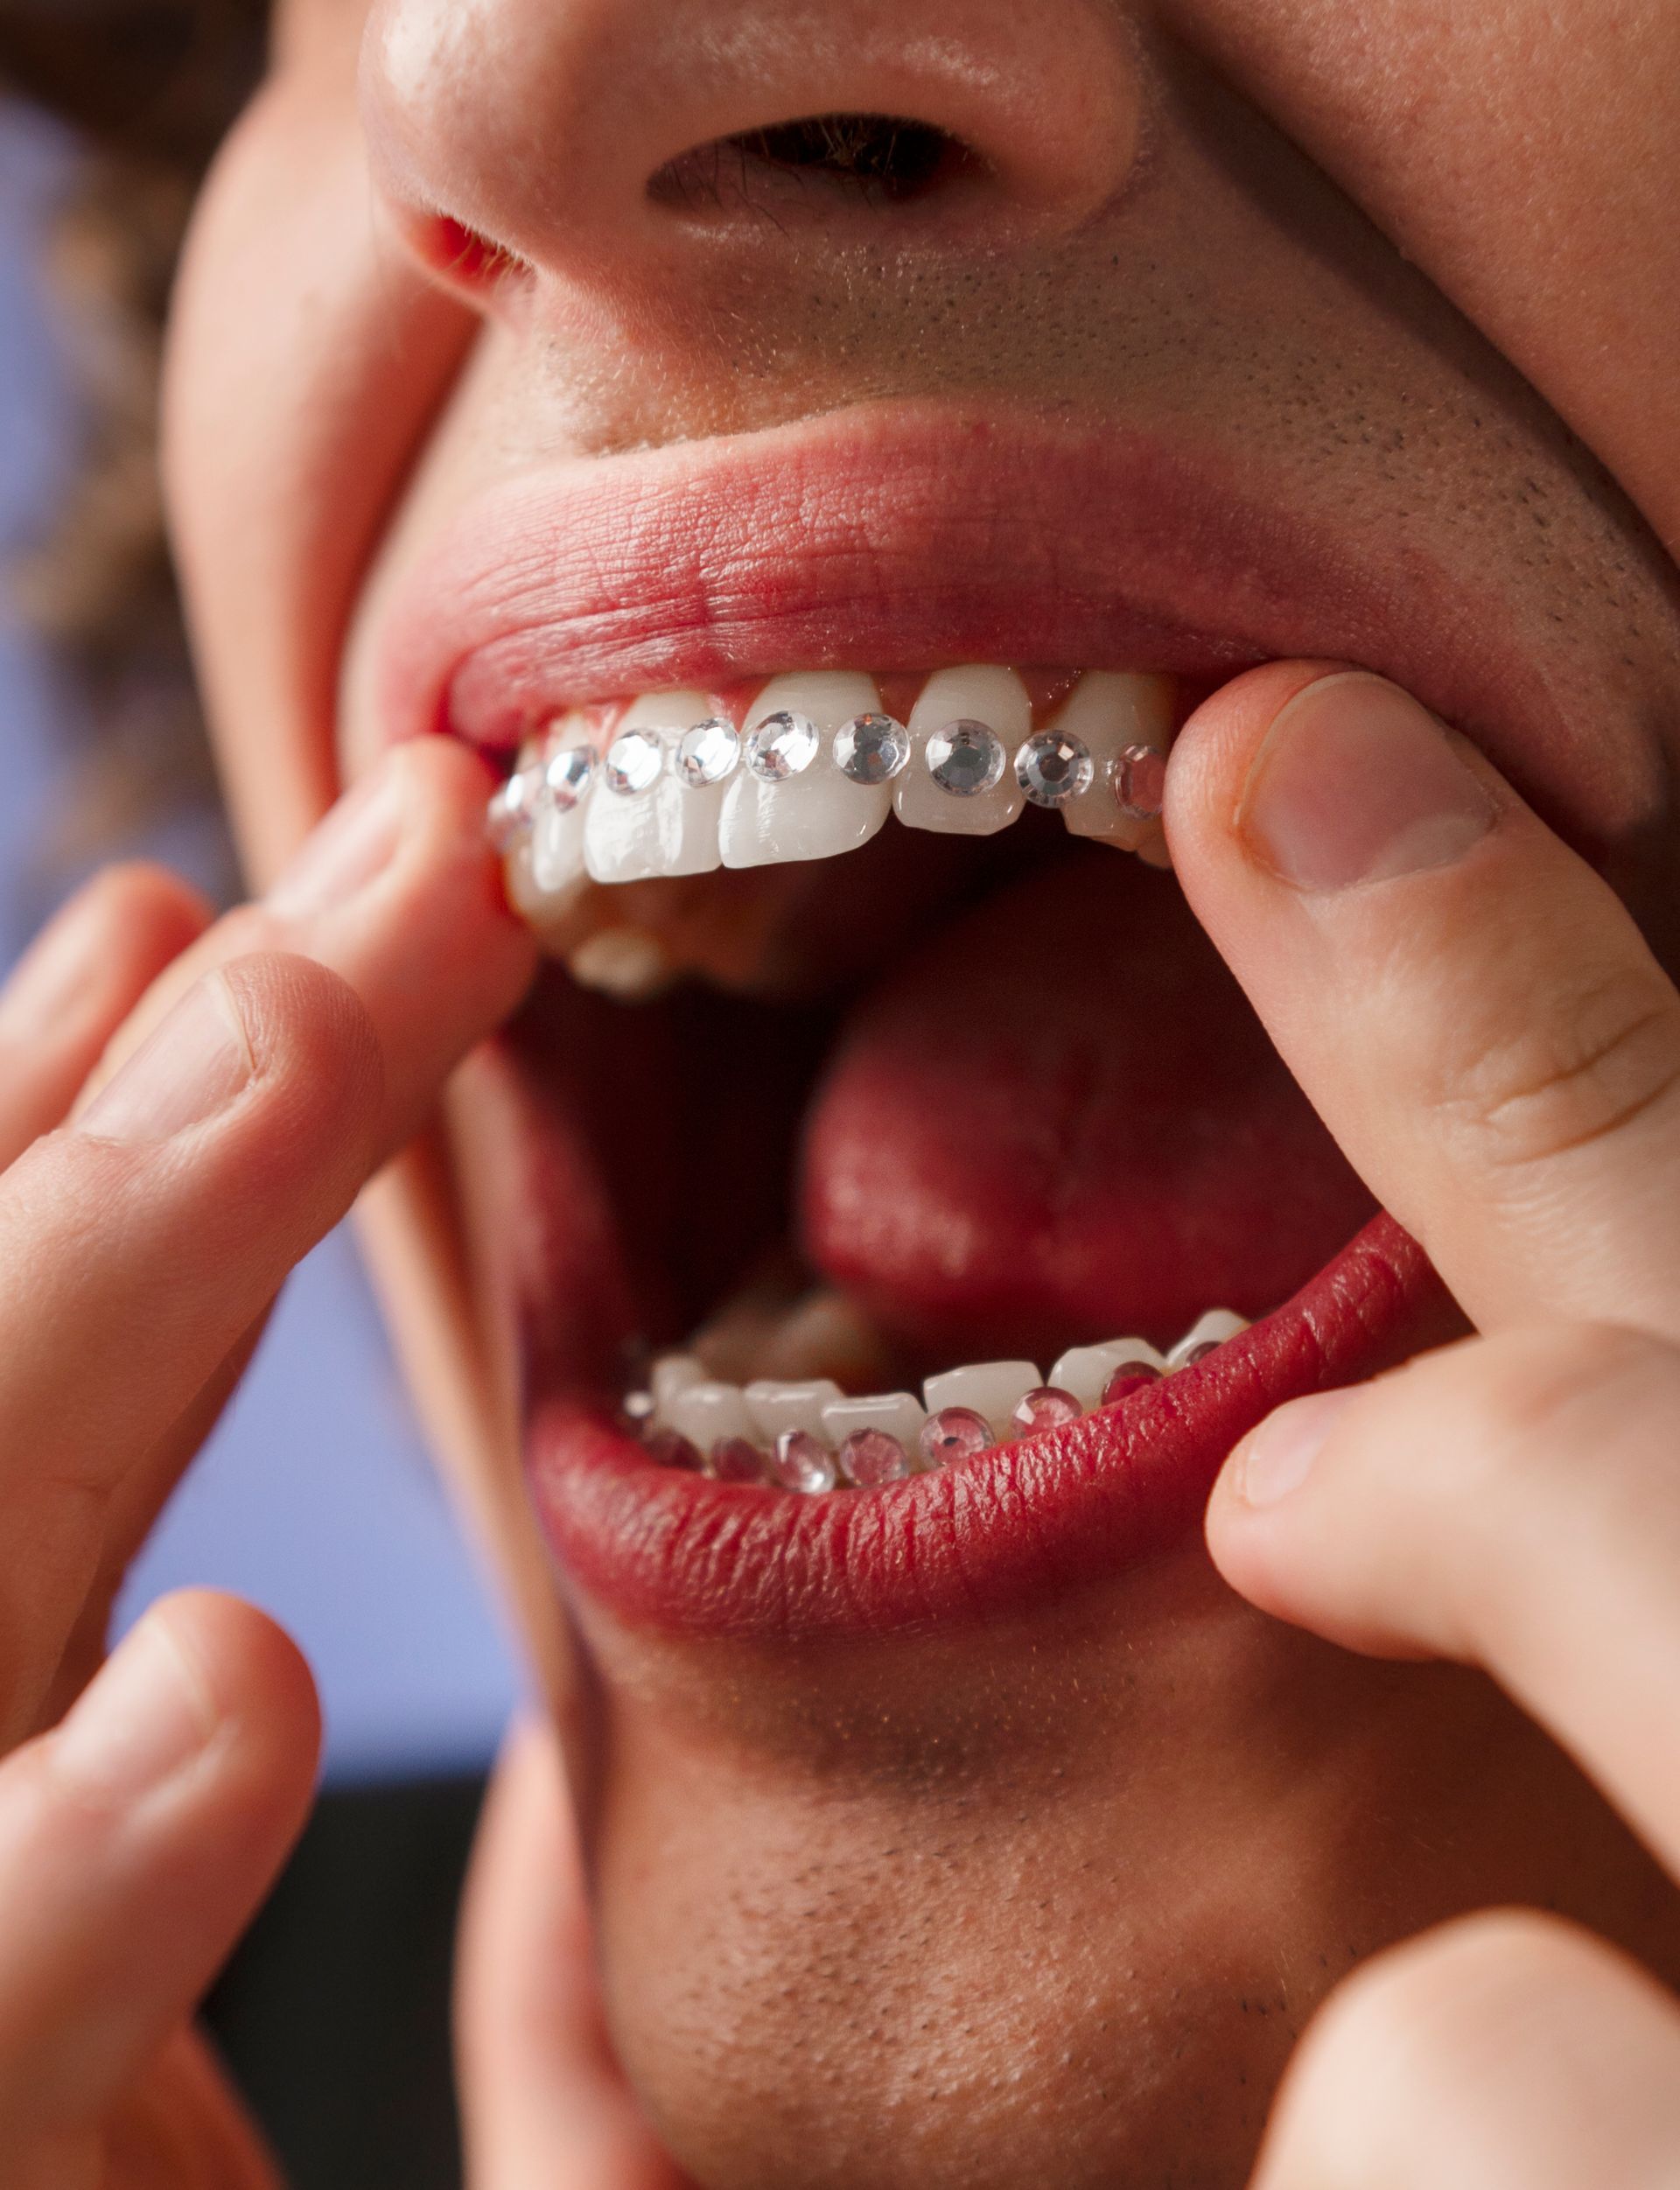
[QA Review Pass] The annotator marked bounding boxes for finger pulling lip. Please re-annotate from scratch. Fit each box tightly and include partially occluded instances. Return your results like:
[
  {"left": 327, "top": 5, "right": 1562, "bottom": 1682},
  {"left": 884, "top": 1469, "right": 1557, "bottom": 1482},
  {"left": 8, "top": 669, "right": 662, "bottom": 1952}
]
[
  {"left": 528, "top": 1217, "right": 1460, "bottom": 1644},
  {"left": 374, "top": 398, "right": 1650, "bottom": 847}
]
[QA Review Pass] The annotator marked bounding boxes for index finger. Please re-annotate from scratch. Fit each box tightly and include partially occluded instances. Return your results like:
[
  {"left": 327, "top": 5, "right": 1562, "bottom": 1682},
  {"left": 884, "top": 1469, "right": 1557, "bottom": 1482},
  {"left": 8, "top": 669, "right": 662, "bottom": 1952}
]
[
  {"left": 1167, "top": 661, "right": 1680, "bottom": 1338},
  {"left": 0, "top": 740, "right": 534, "bottom": 1732}
]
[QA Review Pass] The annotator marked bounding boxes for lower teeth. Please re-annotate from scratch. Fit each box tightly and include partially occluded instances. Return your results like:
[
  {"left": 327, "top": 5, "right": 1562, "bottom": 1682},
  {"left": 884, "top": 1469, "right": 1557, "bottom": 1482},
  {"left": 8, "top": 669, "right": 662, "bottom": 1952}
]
[{"left": 626, "top": 1309, "right": 1250, "bottom": 1493}]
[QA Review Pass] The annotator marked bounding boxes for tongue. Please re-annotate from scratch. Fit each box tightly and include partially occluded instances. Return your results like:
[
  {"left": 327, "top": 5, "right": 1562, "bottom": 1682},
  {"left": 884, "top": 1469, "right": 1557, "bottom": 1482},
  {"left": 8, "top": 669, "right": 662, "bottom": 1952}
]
[{"left": 799, "top": 845, "right": 1375, "bottom": 1364}]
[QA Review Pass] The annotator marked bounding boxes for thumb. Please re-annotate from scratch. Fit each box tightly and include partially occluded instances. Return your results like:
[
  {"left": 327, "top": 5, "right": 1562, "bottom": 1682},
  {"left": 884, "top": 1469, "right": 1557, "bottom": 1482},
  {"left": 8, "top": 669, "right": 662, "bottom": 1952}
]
[{"left": 457, "top": 1719, "right": 693, "bottom": 2190}]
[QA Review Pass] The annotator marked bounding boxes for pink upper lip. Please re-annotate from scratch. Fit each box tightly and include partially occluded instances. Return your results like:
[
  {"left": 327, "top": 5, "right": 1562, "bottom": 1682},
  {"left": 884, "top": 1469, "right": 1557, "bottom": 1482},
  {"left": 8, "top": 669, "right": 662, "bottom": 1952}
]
[{"left": 379, "top": 396, "right": 1646, "bottom": 845}]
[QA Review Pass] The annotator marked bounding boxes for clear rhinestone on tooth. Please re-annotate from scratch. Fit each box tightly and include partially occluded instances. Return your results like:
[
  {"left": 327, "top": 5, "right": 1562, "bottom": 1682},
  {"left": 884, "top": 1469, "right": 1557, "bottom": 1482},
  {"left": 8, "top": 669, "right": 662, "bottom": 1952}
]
[
  {"left": 646, "top": 1428, "right": 703, "bottom": 1472},
  {"left": 1112, "top": 744, "right": 1167, "bottom": 821},
  {"left": 1011, "top": 1386, "right": 1083, "bottom": 1437},
  {"left": 710, "top": 1438, "right": 769, "bottom": 1484},
  {"left": 927, "top": 720, "right": 1006, "bottom": 797},
  {"left": 918, "top": 1406, "right": 994, "bottom": 1468},
  {"left": 676, "top": 717, "right": 741, "bottom": 788},
  {"left": 543, "top": 742, "right": 594, "bottom": 811},
  {"left": 1015, "top": 732, "right": 1095, "bottom": 808},
  {"left": 603, "top": 728, "right": 665, "bottom": 796},
  {"left": 838, "top": 1429, "right": 911, "bottom": 1487},
  {"left": 771, "top": 1431, "right": 837, "bottom": 1494},
  {"left": 1101, "top": 1362, "right": 1162, "bottom": 1407},
  {"left": 486, "top": 766, "right": 542, "bottom": 851},
  {"left": 746, "top": 710, "right": 821, "bottom": 781},
  {"left": 833, "top": 713, "right": 910, "bottom": 786}
]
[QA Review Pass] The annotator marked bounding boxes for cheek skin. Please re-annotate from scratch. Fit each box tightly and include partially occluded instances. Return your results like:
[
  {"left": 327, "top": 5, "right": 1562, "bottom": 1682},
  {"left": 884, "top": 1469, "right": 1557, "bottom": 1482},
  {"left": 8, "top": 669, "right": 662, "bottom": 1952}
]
[
  {"left": 1164, "top": 0, "right": 1680, "bottom": 558},
  {"left": 162, "top": 58, "right": 473, "bottom": 884},
  {"left": 575, "top": 1555, "right": 1680, "bottom": 2188}
]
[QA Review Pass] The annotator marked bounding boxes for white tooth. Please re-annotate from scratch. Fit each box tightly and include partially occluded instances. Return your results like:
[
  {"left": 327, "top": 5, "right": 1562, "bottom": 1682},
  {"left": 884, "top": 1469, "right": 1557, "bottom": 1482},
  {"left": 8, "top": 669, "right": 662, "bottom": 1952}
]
[
  {"left": 532, "top": 797, "right": 590, "bottom": 894},
  {"left": 820, "top": 1391, "right": 928, "bottom": 1448},
  {"left": 895, "top": 667, "right": 1031, "bottom": 836},
  {"left": 1056, "top": 672, "right": 1175, "bottom": 851},
  {"left": 1167, "top": 1310, "right": 1250, "bottom": 1370},
  {"left": 1049, "top": 1338, "right": 1168, "bottom": 1410},
  {"left": 1136, "top": 830, "right": 1174, "bottom": 871},
  {"left": 719, "top": 674, "right": 887, "bottom": 869},
  {"left": 744, "top": 1377, "right": 846, "bottom": 1442},
  {"left": 651, "top": 1355, "right": 708, "bottom": 1417},
  {"left": 922, "top": 1360, "right": 1040, "bottom": 1437},
  {"left": 584, "top": 692, "right": 724, "bottom": 884},
  {"left": 665, "top": 1380, "right": 756, "bottom": 1449},
  {"left": 523, "top": 712, "right": 597, "bottom": 895},
  {"left": 567, "top": 927, "right": 675, "bottom": 999}
]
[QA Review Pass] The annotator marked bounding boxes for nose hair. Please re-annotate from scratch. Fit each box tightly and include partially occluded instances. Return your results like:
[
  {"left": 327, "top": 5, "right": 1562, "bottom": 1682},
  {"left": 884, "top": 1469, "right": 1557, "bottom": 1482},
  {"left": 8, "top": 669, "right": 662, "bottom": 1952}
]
[{"left": 361, "top": 0, "right": 1141, "bottom": 279}]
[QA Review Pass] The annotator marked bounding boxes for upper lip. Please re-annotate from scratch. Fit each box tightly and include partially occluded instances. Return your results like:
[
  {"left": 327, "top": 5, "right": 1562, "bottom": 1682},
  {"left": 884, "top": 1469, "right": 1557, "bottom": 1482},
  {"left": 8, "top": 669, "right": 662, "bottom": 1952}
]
[{"left": 378, "top": 395, "right": 1651, "bottom": 847}]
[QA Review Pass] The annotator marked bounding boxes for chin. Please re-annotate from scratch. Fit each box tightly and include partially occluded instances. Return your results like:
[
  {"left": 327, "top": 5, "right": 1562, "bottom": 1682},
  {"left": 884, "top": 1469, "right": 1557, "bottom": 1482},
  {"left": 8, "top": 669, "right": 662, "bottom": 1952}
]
[{"left": 350, "top": 400, "right": 1680, "bottom": 2185}]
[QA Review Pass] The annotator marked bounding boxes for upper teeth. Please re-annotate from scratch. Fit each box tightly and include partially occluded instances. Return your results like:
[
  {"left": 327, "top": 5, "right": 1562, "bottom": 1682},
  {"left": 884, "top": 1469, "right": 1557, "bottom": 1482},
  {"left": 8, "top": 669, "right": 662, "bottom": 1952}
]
[
  {"left": 633, "top": 1308, "right": 1250, "bottom": 1492},
  {"left": 489, "top": 667, "right": 1175, "bottom": 916}
]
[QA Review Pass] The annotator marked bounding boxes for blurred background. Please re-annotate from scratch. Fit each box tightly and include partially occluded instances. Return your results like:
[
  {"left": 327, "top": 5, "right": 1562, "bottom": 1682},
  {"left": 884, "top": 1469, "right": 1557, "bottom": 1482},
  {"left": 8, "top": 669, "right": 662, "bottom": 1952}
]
[{"left": 0, "top": 81, "right": 520, "bottom": 2190}]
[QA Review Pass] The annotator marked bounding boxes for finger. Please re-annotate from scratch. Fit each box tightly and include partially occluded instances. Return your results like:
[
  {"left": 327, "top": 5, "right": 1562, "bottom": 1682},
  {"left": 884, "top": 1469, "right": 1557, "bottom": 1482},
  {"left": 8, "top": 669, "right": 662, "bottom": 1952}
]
[
  {"left": 1255, "top": 1909, "right": 1680, "bottom": 2190},
  {"left": 0, "top": 866, "right": 211, "bottom": 1168},
  {"left": 1166, "top": 662, "right": 1680, "bottom": 1337},
  {"left": 1208, "top": 1324, "right": 1680, "bottom": 1877},
  {"left": 0, "top": 1591, "right": 318, "bottom": 2159},
  {"left": 458, "top": 1721, "right": 692, "bottom": 2190},
  {"left": 85, "top": 735, "right": 536, "bottom": 1153},
  {"left": 0, "top": 746, "right": 533, "bottom": 1730},
  {"left": 99, "top": 2027, "right": 282, "bottom": 2190}
]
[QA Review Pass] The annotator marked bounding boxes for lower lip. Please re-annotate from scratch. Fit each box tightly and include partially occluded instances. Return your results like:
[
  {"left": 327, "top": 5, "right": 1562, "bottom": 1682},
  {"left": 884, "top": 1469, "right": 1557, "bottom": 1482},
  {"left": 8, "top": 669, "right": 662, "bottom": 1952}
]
[{"left": 526, "top": 1214, "right": 1456, "bottom": 1643}]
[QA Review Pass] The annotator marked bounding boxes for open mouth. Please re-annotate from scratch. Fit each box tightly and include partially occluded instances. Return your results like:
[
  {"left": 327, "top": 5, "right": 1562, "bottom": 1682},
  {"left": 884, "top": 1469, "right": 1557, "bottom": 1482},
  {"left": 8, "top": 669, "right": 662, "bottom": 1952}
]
[{"left": 374, "top": 404, "right": 1517, "bottom": 1640}]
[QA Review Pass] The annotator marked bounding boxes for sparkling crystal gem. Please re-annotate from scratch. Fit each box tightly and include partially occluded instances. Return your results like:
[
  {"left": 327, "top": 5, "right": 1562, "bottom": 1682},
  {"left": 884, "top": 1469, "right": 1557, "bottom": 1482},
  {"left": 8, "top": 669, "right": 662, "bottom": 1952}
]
[
  {"left": 927, "top": 720, "right": 1006, "bottom": 797},
  {"left": 1101, "top": 1362, "right": 1162, "bottom": 1407},
  {"left": 710, "top": 1437, "right": 769, "bottom": 1485},
  {"left": 622, "top": 1390, "right": 655, "bottom": 1424},
  {"left": 838, "top": 1429, "right": 911, "bottom": 1487},
  {"left": 1181, "top": 1340, "right": 1221, "bottom": 1367},
  {"left": 833, "top": 713, "right": 910, "bottom": 786},
  {"left": 746, "top": 710, "right": 820, "bottom": 781},
  {"left": 645, "top": 1428, "right": 703, "bottom": 1473},
  {"left": 603, "top": 728, "right": 665, "bottom": 796},
  {"left": 1015, "top": 732, "right": 1095, "bottom": 808},
  {"left": 486, "top": 768, "right": 542, "bottom": 852},
  {"left": 771, "top": 1430, "right": 837, "bottom": 1494},
  {"left": 542, "top": 742, "right": 594, "bottom": 811},
  {"left": 917, "top": 1406, "right": 994, "bottom": 1468},
  {"left": 1011, "top": 1385, "right": 1083, "bottom": 1437},
  {"left": 1112, "top": 743, "right": 1167, "bottom": 821},
  {"left": 676, "top": 717, "right": 741, "bottom": 788}
]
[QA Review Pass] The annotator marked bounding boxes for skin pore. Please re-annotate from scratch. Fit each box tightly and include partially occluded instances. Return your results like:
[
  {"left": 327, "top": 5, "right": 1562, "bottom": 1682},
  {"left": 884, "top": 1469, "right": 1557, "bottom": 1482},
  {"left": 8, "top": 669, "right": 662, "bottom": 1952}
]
[{"left": 147, "top": 1, "right": 1680, "bottom": 2184}]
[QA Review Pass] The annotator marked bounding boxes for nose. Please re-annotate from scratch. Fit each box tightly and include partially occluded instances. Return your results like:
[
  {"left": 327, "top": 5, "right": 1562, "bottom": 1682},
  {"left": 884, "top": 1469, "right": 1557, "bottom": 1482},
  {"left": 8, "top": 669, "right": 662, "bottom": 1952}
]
[{"left": 361, "top": 0, "right": 1141, "bottom": 284}]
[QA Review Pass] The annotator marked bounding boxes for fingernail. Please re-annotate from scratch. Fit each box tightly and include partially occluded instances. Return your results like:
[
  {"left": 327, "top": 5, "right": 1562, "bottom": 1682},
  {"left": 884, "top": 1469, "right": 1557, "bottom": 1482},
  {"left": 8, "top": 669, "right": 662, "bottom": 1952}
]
[
  {"left": 1235, "top": 1389, "right": 1357, "bottom": 1506},
  {"left": 53, "top": 1615, "right": 216, "bottom": 1802},
  {"left": 265, "top": 764, "right": 404, "bottom": 920},
  {"left": 74, "top": 974, "right": 252, "bottom": 1143},
  {"left": 1239, "top": 672, "right": 1495, "bottom": 892}
]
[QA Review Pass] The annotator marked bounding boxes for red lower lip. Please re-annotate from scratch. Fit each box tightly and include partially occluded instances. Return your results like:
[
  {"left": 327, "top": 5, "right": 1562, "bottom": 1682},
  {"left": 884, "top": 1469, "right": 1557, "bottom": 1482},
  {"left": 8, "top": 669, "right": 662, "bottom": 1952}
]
[{"left": 526, "top": 1213, "right": 1458, "bottom": 1642}]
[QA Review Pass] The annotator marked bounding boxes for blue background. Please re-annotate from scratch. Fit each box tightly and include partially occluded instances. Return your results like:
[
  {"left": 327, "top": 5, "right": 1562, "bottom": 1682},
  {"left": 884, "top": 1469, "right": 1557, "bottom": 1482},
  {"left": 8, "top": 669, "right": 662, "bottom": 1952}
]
[{"left": 0, "top": 104, "right": 522, "bottom": 1784}]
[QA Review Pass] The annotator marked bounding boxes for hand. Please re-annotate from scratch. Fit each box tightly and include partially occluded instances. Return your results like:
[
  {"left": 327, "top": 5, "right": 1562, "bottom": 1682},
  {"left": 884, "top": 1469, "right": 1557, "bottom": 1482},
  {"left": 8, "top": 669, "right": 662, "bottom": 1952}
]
[
  {"left": 0, "top": 738, "right": 532, "bottom": 2186},
  {"left": 1170, "top": 662, "right": 1680, "bottom": 2185},
  {"left": 456, "top": 1724, "right": 696, "bottom": 2190}
]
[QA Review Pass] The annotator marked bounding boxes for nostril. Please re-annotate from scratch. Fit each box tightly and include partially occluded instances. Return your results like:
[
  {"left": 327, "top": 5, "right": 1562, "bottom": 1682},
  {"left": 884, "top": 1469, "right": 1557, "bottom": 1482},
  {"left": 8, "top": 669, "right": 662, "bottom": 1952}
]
[
  {"left": 401, "top": 212, "right": 529, "bottom": 297},
  {"left": 649, "top": 112, "right": 985, "bottom": 215}
]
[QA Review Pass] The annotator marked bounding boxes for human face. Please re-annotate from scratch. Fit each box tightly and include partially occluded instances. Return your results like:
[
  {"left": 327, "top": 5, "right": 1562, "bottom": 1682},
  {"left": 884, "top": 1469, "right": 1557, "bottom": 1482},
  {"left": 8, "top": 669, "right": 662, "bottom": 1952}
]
[{"left": 164, "top": 2, "right": 1680, "bottom": 2181}]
